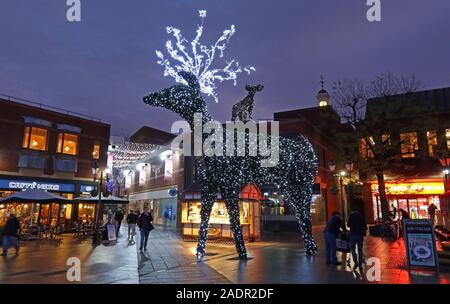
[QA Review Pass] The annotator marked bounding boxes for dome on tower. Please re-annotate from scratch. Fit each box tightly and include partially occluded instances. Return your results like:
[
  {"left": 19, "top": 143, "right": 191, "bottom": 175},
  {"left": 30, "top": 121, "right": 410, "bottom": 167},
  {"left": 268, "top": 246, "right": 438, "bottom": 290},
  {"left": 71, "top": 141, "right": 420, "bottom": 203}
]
[{"left": 317, "top": 76, "right": 330, "bottom": 107}]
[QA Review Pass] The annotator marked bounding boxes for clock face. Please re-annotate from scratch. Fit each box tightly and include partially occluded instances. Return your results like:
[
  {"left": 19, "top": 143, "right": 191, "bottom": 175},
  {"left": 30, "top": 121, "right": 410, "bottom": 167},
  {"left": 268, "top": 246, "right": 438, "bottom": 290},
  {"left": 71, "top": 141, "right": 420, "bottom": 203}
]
[{"left": 319, "top": 101, "right": 328, "bottom": 107}]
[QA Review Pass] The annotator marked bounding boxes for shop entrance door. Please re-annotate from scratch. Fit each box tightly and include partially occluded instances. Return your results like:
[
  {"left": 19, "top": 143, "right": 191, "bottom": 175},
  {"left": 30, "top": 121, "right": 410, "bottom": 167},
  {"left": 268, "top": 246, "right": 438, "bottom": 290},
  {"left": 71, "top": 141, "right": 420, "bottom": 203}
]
[{"left": 408, "top": 199, "right": 419, "bottom": 219}]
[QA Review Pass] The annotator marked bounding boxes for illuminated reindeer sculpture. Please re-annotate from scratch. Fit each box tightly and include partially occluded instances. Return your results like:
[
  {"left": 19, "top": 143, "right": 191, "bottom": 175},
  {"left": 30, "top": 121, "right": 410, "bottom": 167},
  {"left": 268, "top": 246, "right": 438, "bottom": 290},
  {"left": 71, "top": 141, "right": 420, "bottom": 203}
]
[{"left": 144, "top": 71, "right": 318, "bottom": 259}]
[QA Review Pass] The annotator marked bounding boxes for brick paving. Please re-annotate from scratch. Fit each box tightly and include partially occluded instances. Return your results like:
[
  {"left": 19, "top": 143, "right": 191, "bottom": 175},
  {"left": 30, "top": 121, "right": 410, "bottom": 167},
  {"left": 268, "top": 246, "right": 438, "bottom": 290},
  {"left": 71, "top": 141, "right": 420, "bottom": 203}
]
[{"left": 136, "top": 227, "right": 231, "bottom": 284}]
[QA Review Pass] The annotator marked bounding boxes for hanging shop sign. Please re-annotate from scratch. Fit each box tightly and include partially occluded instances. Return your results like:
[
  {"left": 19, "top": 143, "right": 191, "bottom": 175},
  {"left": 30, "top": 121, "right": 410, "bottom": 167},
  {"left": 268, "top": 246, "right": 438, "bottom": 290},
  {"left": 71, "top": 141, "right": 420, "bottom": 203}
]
[
  {"left": 0, "top": 178, "right": 75, "bottom": 192},
  {"left": 169, "top": 188, "right": 178, "bottom": 197},
  {"left": 403, "top": 219, "right": 439, "bottom": 271},
  {"left": 80, "top": 184, "right": 97, "bottom": 193}
]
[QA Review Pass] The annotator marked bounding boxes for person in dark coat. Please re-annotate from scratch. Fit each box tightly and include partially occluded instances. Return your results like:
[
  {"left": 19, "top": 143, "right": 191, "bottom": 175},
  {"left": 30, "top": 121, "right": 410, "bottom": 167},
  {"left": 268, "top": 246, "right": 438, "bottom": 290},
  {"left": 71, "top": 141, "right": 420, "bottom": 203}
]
[
  {"left": 137, "top": 207, "right": 153, "bottom": 252},
  {"left": 323, "top": 211, "right": 346, "bottom": 265},
  {"left": 126, "top": 210, "right": 139, "bottom": 239},
  {"left": 347, "top": 207, "right": 367, "bottom": 269},
  {"left": 2, "top": 213, "right": 20, "bottom": 257},
  {"left": 114, "top": 208, "right": 124, "bottom": 237}
]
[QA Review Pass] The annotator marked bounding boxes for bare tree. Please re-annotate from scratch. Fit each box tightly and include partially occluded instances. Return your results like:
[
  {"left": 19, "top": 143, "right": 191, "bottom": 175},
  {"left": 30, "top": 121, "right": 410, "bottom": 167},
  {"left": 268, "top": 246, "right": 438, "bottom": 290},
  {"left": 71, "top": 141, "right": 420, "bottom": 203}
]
[{"left": 332, "top": 73, "right": 424, "bottom": 221}]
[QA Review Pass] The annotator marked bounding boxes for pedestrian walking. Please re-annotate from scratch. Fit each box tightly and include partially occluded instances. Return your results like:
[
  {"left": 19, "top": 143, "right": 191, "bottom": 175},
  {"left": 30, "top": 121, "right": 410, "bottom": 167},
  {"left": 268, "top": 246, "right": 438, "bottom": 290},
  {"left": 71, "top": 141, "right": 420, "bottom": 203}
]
[
  {"left": 114, "top": 208, "right": 124, "bottom": 237},
  {"left": 1, "top": 212, "right": 20, "bottom": 257},
  {"left": 428, "top": 203, "right": 437, "bottom": 226},
  {"left": 323, "top": 211, "right": 346, "bottom": 265},
  {"left": 399, "top": 208, "right": 410, "bottom": 236},
  {"left": 126, "top": 210, "right": 139, "bottom": 239},
  {"left": 137, "top": 207, "right": 154, "bottom": 252},
  {"left": 347, "top": 207, "right": 367, "bottom": 269}
]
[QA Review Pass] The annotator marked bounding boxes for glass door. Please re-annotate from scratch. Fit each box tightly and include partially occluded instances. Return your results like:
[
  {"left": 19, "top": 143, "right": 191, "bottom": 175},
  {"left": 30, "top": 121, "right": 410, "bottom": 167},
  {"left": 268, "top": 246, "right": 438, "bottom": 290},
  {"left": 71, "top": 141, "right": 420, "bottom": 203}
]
[
  {"left": 417, "top": 198, "right": 429, "bottom": 219},
  {"left": 408, "top": 199, "right": 419, "bottom": 219}
]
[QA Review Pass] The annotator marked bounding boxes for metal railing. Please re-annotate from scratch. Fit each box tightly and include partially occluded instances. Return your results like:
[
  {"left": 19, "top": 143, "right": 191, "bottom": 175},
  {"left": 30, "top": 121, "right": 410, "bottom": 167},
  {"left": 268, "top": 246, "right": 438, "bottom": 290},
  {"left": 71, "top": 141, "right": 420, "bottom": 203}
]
[{"left": 0, "top": 93, "right": 102, "bottom": 122}]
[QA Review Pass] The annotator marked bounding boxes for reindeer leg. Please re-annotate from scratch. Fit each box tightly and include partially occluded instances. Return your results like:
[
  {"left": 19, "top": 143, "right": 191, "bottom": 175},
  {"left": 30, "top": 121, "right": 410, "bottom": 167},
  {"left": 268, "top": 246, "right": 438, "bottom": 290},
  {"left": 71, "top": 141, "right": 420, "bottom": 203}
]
[
  {"left": 196, "top": 184, "right": 216, "bottom": 260},
  {"left": 222, "top": 189, "right": 247, "bottom": 259},
  {"left": 285, "top": 185, "right": 317, "bottom": 256}
]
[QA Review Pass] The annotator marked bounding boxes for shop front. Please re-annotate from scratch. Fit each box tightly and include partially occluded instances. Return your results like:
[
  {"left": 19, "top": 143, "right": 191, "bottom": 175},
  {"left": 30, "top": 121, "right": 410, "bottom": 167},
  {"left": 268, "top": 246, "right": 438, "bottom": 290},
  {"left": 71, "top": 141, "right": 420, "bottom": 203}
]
[
  {"left": 370, "top": 179, "right": 445, "bottom": 221},
  {"left": 181, "top": 184, "right": 262, "bottom": 242},
  {"left": 0, "top": 177, "right": 96, "bottom": 230},
  {"left": 128, "top": 187, "right": 179, "bottom": 227}
]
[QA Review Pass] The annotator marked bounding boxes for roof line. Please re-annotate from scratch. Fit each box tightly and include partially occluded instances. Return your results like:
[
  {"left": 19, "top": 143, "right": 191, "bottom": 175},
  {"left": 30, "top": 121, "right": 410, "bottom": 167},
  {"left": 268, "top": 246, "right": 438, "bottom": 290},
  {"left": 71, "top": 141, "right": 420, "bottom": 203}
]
[{"left": 0, "top": 93, "right": 103, "bottom": 123}]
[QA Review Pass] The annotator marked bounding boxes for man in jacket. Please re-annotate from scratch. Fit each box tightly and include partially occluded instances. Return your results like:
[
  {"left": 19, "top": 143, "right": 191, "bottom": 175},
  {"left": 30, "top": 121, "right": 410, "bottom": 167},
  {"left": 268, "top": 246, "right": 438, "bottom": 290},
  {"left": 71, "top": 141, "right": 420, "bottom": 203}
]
[
  {"left": 114, "top": 208, "right": 124, "bottom": 237},
  {"left": 2, "top": 212, "right": 20, "bottom": 257},
  {"left": 347, "top": 207, "right": 367, "bottom": 269},
  {"left": 323, "top": 211, "right": 345, "bottom": 265},
  {"left": 126, "top": 210, "right": 139, "bottom": 240},
  {"left": 137, "top": 207, "right": 153, "bottom": 252}
]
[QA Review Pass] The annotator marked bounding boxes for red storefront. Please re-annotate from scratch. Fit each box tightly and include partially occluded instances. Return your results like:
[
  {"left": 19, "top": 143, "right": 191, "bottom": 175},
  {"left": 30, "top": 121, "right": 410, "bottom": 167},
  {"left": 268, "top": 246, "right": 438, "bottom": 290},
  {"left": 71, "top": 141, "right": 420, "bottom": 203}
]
[{"left": 368, "top": 179, "right": 445, "bottom": 221}]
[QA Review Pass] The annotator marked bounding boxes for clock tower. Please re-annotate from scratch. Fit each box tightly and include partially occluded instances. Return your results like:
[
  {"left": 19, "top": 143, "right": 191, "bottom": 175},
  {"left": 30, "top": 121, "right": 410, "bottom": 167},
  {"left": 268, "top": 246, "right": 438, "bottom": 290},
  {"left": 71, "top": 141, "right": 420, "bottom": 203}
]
[{"left": 317, "top": 76, "right": 330, "bottom": 107}]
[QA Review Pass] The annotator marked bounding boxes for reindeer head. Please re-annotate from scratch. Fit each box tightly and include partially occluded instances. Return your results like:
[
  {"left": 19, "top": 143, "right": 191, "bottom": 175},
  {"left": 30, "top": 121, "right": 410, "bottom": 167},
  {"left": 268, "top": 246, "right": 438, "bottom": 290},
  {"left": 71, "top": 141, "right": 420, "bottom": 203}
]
[
  {"left": 143, "top": 71, "right": 209, "bottom": 125},
  {"left": 245, "top": 84, "right": 264, "bottom": 95}
]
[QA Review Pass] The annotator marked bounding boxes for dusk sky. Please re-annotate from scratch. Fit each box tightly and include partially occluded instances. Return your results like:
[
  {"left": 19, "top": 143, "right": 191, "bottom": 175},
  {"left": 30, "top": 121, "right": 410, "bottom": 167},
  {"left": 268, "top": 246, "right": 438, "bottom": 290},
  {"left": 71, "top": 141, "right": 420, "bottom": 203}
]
[{"left": 1, "top": 0, "right": 450, "bottom": 136}]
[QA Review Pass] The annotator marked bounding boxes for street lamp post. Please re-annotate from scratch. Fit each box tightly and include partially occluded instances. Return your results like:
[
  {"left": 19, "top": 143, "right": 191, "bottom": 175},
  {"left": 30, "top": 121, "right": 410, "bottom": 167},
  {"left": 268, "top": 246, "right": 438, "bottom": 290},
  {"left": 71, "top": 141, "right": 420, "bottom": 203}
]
[
  {"left": 328, "top": 161, "right": 348, "bottom": 221},
  {"left": 339, "top": 171, "right": 347, "bottom": 221},
  {"left": 92, "top": 161, "right": 103, "bottom": 246}
]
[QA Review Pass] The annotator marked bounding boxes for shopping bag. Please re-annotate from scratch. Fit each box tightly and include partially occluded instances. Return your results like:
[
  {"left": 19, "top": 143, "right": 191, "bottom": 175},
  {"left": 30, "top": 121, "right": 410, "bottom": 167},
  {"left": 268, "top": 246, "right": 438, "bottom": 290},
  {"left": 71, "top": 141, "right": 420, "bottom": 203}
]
[{"left": 336, "top": 232, "right": 350, "bottom": 253}]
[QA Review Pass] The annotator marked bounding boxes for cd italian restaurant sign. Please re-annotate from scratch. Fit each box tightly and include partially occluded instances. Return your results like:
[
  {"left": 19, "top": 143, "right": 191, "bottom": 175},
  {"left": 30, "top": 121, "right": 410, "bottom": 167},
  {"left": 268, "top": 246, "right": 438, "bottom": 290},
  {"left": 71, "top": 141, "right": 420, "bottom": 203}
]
[{"left": 403, "top": 219, "right": 439, "bottom": 271}]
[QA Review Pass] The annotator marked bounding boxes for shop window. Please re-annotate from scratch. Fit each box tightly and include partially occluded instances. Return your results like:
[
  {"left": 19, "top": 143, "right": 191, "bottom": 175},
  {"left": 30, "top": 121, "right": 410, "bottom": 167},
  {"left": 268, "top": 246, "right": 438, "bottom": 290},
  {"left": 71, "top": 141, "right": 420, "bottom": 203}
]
[
  {"left": 22, "top": 127, "right": 48, "bottom": 151},
  {"left": 125, "top": 172, "right": 133, "bottom": 189},
  {"left": 138, "top": 164, "right": 148, "bottom": 185},
  {"left": 447, "top": 129, "right": 450, "bottom": 150},
  {"left": 92, "top": 142, "right": 100, "bottom": 160},
  {"left": 400, "top": 132, "right": 418, "bottom": 158},
  {"left": 78, "top": 203, "right": 95, "bottom": 224},
  {"left": 427, "top": 131, "right": 437, "bottom": 157},
  {"left": 164, "top": 156, "right": 174, "bottom": 180},
  {"left": 57, "top": 133, "right": 78, "bottom": 155}
]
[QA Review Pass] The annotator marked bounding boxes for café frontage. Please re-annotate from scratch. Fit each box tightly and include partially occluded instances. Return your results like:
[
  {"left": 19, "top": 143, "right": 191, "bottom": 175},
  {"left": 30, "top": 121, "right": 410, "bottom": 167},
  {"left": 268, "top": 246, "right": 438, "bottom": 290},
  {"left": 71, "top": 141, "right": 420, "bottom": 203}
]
[{"left": 0, "top": 176, "right": 98, "bottom": 230}]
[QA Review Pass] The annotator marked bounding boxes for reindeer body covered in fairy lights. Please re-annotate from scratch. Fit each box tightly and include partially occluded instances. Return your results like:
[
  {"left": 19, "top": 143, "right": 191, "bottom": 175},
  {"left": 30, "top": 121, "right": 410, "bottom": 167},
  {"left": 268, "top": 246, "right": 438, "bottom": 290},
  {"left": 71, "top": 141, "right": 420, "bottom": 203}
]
[{"left": 143, "top": 10, "right": 318, "bottom": 259}]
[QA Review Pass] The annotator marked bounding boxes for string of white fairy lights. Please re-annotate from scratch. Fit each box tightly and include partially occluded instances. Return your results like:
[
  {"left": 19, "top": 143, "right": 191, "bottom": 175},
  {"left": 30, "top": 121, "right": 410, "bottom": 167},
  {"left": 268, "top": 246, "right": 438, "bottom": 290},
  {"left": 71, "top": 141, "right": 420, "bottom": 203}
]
[{"left": 110, "top": 142, "right": 159, "bottom": 169}]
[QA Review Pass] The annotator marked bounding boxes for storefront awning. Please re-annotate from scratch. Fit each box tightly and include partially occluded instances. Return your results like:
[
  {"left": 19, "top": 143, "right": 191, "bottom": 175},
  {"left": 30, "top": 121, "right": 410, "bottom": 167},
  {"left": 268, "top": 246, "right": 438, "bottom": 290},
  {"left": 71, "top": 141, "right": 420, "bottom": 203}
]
[
  {"left": 73, "top": 195, "right": 129, "bottom": 204},
  {"left": 0, "top": 188, "right": 71, "bottom": 203}
]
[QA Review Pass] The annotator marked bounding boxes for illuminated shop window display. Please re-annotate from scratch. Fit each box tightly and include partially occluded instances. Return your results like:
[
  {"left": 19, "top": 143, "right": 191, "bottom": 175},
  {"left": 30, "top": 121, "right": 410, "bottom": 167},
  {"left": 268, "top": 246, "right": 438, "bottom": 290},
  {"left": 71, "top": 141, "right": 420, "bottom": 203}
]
[
  {"left": 0, "top": 203, "right": 33, "bottom": 228},
  {"left": 371, "top": 181, "right": 444, "bottom": 221},
  {"left": 181, "top": 200, "right": 258, "bottom": 241},
  {"left": 77, "top": 203, "right": 95, "bottom": 224}
]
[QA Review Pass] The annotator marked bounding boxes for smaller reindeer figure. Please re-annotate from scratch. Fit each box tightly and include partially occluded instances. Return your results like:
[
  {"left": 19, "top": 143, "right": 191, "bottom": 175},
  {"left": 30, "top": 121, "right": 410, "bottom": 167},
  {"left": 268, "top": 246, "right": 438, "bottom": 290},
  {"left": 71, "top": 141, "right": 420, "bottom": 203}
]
[{"left": 231, "top": 84, "right": 264, "bottom": 122}]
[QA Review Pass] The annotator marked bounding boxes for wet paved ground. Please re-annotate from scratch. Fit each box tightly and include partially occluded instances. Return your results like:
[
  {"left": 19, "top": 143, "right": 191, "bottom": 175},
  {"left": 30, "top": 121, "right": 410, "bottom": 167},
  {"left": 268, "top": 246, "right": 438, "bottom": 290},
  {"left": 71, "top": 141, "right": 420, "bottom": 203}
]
[
  {"left": 137, "top": 227, "right": 230, "bottom": 284},
  {"left": 1, "top": 224, "right": 449, "bottom": 284},
  {"left": 0, "top": 225, "right": 138, "bottom": 284}
]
